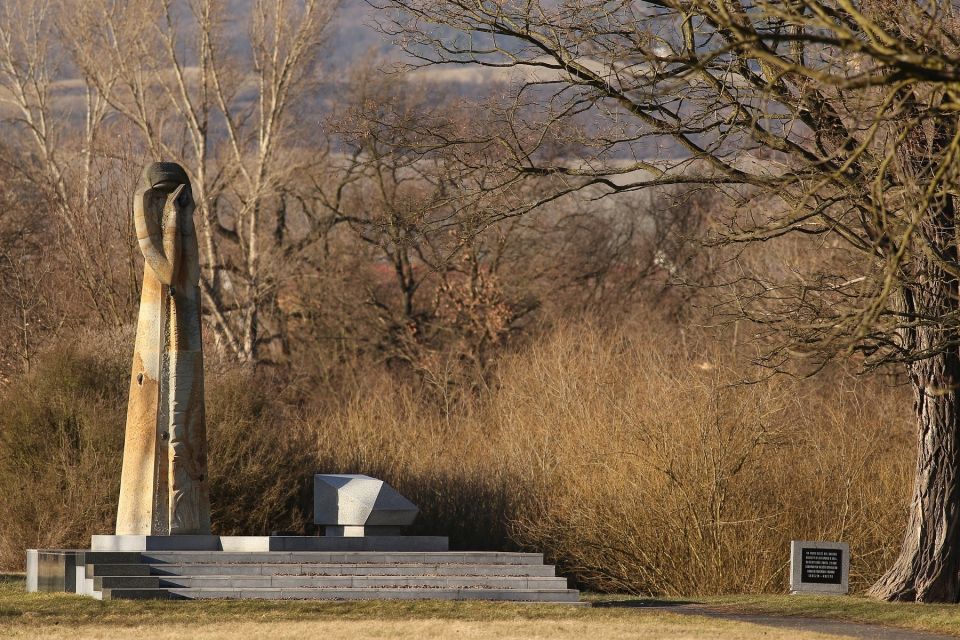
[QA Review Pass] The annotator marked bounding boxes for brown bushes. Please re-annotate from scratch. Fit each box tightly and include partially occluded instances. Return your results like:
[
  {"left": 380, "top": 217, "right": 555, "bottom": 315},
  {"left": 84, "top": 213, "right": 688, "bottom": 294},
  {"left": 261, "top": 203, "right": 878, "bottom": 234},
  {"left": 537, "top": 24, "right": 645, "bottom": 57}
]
[
  {"left": 206, "top": 368, "right": 316, "bottom": 536},
  {"left": 0, "top": 333, "right": 127, "bottom": 567},
  {"left": 493, "top": 324, "right": 912, "bottom": 594},
  {"left": 0, "top": 321, "right": 914, "bottom": 595}
]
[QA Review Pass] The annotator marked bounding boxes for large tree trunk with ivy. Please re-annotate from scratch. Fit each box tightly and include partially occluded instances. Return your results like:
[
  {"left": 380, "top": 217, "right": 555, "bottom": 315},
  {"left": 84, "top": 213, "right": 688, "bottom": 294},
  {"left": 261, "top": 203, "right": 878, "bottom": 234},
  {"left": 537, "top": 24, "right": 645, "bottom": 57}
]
[{"left": 869, "top": 201, "right": 960, "bottom": 602}]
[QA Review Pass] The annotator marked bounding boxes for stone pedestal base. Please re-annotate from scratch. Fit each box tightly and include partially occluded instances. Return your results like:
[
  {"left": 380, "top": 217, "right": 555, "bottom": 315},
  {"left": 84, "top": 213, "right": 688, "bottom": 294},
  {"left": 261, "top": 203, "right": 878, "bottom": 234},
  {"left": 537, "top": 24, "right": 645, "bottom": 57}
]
[
  {"left": 24, "top": 547, "right": 580, "bottom": 603},
  {"left": 29, "top": 535, "right": 450, "bottom": 595},
  {"left": 219, "top": 535, "right": 448, "bottom": 552},
  {"left": 325, "top": 525, "right": 404, "bottom": 537},
  {"left": 92, "top": 535, "right": 221, "bottom": 551},
  {"left": 88, "top": 534, "right": 448, "bottom": 552}
]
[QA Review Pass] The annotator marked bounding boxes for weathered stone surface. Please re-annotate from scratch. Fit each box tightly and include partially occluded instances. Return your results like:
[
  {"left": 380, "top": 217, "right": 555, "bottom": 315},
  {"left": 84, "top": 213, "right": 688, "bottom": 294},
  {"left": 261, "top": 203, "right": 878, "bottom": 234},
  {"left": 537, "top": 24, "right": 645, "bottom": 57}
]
[
  {"left": 64, "top": 551, "right": 580, "bottom": 603},
  {"left": 789, "top": 540, "right": 850, "bottom": 595},
  {"left": 313, "top": 475, "right": 418, "bottom": 529},
  {"left": 25, "top": 550, "right": 38, "bottom": 592},
  {"left": 92, "top": 535, "right": 221, "bottom": 551},
  {"left": 116, "top": 162, "right": 210, "bottom": 536}
]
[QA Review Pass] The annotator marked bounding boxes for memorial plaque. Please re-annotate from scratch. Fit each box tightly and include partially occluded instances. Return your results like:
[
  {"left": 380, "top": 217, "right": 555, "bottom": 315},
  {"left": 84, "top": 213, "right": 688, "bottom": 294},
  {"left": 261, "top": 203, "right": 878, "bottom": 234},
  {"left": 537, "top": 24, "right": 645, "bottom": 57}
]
[
  {"left": 800, "top": 548, "right": 842, "bottom": 584},
  {"left": 789, "top": 540, "right": 849, "bottom": 595}
]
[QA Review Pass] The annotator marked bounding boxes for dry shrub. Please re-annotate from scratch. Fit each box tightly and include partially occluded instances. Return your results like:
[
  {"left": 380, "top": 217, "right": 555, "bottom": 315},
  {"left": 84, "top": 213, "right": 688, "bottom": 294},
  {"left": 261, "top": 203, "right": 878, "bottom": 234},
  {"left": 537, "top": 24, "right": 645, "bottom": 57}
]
[
  {"left": 0, "top": 320, "right": 916, "bottom": 596},
  {"left": 308, "top": 372, "right": 521, "bottom": 550},
  {"left": 0, "top": 332, "right": 321, "bottom": 567},
  {"left": 0, "top": 333, "right": 128, "bottom": 568},
  {"left": 206, "top": 366, "right": 315, "bottom": 536},
  {"left": 494, "top": 323, "right": 913, "bottom": 595},
  {"left": 287, "top": 320, "right": 913, "bottom": 594}
]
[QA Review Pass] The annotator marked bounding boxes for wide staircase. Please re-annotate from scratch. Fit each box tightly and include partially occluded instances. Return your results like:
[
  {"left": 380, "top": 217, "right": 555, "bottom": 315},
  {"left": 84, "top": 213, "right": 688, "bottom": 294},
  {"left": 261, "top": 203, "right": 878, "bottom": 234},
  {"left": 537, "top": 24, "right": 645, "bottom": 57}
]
[{"left": 77, "top": 550, "right": 582, "bottom": 603}]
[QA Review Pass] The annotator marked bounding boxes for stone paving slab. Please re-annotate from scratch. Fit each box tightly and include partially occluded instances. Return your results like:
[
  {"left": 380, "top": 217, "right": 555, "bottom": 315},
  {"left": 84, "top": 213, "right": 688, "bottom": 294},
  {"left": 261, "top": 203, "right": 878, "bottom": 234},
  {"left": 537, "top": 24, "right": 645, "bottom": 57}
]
[
  {"left": 145, "top": 562, "right": 558, "bottom": 577},
  {"left": 138, "top": 551, "right": 545, "bottom": 565},
  {"left": 139, "top": 575, "right": 569, "bottom": 589},
  {"left": 94, "top": 576, "right": 160, "bottom": 589}
]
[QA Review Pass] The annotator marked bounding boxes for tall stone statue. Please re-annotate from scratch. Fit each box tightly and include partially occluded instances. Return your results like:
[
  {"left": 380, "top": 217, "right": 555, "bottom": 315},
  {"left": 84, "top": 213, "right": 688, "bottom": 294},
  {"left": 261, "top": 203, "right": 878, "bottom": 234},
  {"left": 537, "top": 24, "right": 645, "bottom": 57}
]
[{"left": 116, "top": 162, "right": 211, "bottom": 536}]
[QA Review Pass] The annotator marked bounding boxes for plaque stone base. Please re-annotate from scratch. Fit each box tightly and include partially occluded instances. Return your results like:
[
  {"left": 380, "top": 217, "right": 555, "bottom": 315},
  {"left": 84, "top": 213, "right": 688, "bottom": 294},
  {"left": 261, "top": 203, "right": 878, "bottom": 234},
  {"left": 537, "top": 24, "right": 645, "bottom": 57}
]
[{"left": 789, "top": 540, "right": 849, "bottom": 595}]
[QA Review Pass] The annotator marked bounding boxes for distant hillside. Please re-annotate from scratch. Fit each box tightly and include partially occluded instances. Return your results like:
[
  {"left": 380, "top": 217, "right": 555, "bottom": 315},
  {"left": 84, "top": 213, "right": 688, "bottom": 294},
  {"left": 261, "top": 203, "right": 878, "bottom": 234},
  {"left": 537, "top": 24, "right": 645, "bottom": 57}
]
[{"left": 326, "top": 0, "right": 398, "bottom": 63}]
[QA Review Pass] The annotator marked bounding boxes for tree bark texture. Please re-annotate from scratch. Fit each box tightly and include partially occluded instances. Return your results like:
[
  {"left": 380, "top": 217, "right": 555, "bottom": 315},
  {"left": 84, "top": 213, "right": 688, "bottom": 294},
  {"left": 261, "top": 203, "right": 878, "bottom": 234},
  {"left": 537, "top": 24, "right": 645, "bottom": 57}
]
[
  {"left": 869, "top": 349, "right": 960, "bottom": 601},
  {"left": 869, "top": 200, "right": 960, "bottom": 602}
]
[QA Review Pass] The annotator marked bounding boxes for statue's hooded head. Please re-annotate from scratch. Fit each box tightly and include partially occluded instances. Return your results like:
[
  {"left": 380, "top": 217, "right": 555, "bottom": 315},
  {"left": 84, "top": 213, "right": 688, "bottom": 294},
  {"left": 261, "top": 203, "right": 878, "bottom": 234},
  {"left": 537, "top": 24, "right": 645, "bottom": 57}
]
[{"left": 140, "top": 161, "right": 192, "bottom": 198}]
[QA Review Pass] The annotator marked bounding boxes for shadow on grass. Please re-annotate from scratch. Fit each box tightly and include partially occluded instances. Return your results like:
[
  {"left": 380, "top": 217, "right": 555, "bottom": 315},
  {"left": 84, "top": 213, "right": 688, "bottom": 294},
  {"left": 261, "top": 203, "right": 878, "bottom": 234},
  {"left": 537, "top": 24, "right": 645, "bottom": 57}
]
[
  {"left": 591, "top": 598, "right": 703, "bottom": 609},
  {"left": 0, "top": 574, "right": 23, "bottom": 587}
]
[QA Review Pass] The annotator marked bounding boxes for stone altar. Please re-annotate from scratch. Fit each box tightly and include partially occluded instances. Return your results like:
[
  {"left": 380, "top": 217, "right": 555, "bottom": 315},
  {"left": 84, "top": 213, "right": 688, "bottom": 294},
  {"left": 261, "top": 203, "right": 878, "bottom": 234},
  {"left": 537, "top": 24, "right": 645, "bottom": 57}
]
[{"left": 314, "top": 474, "right": 419, "bottom": 536}]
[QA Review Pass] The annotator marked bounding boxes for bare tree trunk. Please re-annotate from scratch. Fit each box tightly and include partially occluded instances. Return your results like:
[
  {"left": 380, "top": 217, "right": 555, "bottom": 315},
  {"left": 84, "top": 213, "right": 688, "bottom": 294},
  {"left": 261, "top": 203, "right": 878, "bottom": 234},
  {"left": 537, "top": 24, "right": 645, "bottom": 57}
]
[
  {"left": 870, "top": 199, "right": 960, "bottom": 602},
  {"left": 870, "top": 349, "right": 960, "bottom": 601}
]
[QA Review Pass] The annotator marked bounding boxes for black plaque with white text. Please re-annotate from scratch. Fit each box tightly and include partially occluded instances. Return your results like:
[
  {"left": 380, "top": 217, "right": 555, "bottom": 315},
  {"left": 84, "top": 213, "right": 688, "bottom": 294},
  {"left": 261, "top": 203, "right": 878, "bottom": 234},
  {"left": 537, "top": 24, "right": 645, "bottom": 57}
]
[{"left": 801, "top": 548, "right": 842, "bottom": 584}]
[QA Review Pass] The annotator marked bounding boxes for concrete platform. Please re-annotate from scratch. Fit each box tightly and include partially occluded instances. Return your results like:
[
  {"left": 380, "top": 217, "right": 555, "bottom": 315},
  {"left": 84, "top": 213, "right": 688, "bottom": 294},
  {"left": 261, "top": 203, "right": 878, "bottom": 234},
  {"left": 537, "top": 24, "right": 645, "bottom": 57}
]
[
  {"left": 221, "top": 536, "right": 449, "bottom": 552},
  {"left": 28, "top": 548, "right": 581, "bottom": 604}
]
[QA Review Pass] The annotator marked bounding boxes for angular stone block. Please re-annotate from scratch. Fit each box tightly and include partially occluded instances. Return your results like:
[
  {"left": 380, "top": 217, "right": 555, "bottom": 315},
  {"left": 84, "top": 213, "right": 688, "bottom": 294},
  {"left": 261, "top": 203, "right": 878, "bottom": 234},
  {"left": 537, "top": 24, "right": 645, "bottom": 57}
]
[{"left": 313, "top": 474, "right": 418, "bottom": 529}]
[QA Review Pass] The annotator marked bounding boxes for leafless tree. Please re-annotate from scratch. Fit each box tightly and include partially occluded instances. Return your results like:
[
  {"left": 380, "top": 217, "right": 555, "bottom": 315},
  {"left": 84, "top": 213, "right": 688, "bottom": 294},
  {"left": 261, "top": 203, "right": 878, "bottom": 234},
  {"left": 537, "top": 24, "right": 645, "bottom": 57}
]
[
  {"left": 0, "top": 0, "right": 144, "bottom": 331},
  {"left": 43, "top": 0, "right": 336, "bottom": 363},
  {"left": 373, "top": 0, "right": 960, "bottom": 601},
  {"left": 0, "top": 149, "right": 57, "bottom": 377},
  {"left": 311, "top": 66, "right": 688, "bottom": 394}
]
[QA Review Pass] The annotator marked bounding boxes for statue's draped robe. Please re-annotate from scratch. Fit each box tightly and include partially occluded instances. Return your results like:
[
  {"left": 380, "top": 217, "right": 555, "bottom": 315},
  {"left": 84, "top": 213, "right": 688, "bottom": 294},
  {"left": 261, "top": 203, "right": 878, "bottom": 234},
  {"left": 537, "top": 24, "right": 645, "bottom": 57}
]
[{"left": 116, "top": 169, "right": 211, "bottom": 536}]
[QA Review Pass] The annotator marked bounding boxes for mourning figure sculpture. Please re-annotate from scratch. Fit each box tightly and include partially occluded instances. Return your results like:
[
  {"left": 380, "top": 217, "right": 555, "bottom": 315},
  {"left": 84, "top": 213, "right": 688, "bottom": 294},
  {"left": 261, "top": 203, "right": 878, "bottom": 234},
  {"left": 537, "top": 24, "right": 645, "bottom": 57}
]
[{"left": 116, "top": 162, "right": 211, "bottom": 536}]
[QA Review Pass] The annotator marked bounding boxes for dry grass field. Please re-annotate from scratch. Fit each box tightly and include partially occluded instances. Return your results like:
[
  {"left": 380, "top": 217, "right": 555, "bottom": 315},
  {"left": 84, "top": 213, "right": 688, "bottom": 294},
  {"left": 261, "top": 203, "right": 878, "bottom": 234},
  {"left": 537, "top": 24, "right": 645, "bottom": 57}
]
[
  {"left": 7, "top": 576, "right": 960, "bottom": 640},
  {"left": 0, "top": 575, "right": 845, "bottom": 640},
  {"left": 0, "top": 617, "right": 847, "bottom": 640}
]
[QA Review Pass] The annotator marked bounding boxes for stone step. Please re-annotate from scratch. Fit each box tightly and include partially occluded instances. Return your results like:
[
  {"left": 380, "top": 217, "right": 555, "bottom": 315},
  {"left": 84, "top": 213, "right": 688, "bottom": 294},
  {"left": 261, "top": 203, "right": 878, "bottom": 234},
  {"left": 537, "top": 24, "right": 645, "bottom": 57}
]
[
  {"left": 127, "top": 575, "right": 569, "bottom": 589},
  {"left": 137, "top": 551, "right": 544, "bottom": 565},
  {"left": 87, "top": 564, "right": 153, "bottom": 577},
  {"left": 93, "top": 576, "right": 160, "bottom": 590},
  {"left": 80, "top": 552, "right": 144, "bottom": 564},
  {"left": 143, "top": 562, "right": 558, "bottom": 577},
  {"left": 100, "top": 587, "right": 583, "bottom": 603}
]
